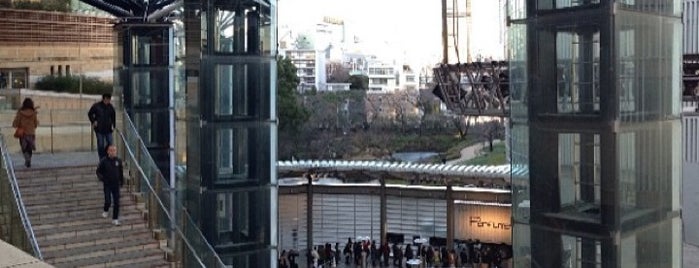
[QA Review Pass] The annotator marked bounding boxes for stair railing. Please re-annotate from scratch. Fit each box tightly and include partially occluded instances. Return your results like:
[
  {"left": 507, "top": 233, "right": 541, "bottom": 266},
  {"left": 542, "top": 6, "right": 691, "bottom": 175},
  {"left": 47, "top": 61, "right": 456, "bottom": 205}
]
[
  {"left": 116, "top": 110, "right": 226, "bottom": 268},
  {"left": 0, "top": 134, "right": 42, "bottom": 260}
]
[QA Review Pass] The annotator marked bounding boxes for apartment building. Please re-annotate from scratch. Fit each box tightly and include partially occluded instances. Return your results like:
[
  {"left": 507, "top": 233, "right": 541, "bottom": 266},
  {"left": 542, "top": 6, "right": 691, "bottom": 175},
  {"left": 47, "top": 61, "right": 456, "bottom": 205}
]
[
  {"left": 367, "top": 62, "right": 396, "bottom": 93},
  {"left": 285, "top": 49, "right": 326, "bottom": 92}
]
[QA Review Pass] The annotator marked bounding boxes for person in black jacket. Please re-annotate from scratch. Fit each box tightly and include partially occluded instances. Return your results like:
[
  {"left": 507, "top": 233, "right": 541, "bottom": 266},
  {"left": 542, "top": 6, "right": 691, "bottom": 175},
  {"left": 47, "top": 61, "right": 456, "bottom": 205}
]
[
  {"left": 97, "top": 144, "right": 124, "bottom": 225},
  {"left": 88, "top": 93, "right": 116, "bottom": 160}
]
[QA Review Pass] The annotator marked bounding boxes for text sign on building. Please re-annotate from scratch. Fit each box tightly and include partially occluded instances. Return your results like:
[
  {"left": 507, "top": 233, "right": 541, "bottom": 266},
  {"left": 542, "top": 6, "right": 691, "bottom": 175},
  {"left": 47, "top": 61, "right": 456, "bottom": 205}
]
[{"left": 455, "top": 204, "right": 512, "bottom": 244}]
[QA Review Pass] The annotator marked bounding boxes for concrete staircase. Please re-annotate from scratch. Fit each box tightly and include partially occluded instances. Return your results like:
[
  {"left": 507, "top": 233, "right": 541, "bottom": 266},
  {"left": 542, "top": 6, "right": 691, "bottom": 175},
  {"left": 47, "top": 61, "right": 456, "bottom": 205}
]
[{"left": 15, "top": 165, "right": 171, "bottom": 268}]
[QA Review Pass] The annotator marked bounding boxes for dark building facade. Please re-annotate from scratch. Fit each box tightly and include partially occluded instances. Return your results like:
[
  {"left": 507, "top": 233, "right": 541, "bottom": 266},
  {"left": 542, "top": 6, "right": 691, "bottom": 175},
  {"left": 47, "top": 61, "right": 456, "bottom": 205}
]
[
  {"left": 509, "top": 0, "right": 682, "bottom": 267},
  {"left": 183, "top": 0, "right": 278, "bottom": 266}
]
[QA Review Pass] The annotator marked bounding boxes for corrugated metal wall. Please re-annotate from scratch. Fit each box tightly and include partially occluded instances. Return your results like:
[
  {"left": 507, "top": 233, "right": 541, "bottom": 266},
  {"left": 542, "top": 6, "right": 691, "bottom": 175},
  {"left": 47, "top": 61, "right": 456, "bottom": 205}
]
[
  {"left": 279, "top": 193, "right": 512, "bottom": 251},
  {"left": 684, "top": 114, "right": 699, "bottom": 245},
  {"left": 686, "top": 0, "right": 699, "bottom": 54},
  {"left": 685, "top": 115, "right": 699, "bottom": 164}
]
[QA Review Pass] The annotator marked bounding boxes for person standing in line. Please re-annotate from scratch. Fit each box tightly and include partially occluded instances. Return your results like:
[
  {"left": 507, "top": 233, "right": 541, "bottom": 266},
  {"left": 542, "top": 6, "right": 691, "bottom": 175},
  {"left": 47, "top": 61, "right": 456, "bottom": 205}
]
[
  {"left": 88, "top": 93, "right": 116, "bottom": 160},
  {"left": 97, "top": 144, "right": 124, "bottom": 225},
  {"left": 12, "top": 98, "right": 38, "bottom": 168}
]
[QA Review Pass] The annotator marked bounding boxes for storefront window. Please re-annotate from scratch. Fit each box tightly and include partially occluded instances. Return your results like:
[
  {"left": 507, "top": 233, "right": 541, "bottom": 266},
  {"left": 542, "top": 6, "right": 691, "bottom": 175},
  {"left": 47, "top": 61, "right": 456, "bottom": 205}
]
[{"left": 0, "top": 68, "right": 28, "bottom": 89}]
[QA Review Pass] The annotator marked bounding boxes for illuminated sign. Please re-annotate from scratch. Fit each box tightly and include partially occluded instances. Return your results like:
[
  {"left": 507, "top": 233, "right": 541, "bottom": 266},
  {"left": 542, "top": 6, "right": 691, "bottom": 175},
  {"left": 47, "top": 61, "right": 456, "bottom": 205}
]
[
  {"left": 469, "top": 216, "right": 512, "bottom": 230},
  {"left": 456, "top": 205, "right": 512, "bottom": 244}
]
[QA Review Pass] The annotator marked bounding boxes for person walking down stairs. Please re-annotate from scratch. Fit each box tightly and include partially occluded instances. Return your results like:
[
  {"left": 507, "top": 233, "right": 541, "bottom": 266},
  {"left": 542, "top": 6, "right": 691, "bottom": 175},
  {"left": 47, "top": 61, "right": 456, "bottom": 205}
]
[
  {"left": 12, "top": 98, "right": 38, "bottom": 168},
  {"left": 97, "top": 144, "right": 124, "bottom": 226}
]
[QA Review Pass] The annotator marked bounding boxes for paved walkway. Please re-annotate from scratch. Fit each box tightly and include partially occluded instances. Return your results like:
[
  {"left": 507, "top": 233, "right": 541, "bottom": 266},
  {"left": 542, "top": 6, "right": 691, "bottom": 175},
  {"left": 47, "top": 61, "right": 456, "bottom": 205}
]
[
  {"left": 0, "top": 239, "right": 52, "bottom": 268},
  {"left": 445, "top": 140, "right": 503, "bottom": 165}
]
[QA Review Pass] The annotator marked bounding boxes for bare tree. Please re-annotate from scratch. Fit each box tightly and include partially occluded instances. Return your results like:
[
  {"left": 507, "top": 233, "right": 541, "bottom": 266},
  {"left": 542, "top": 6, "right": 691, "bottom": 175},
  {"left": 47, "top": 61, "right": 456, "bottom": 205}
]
[
  {"left": 327, "top": 62, "right": 351, "bottom": 83},
  {"left": 477, "top": 118, "right": 505, "bottom": 152},
  {"left": 451, "top": 115, "right": 472, "bottom": 140}
]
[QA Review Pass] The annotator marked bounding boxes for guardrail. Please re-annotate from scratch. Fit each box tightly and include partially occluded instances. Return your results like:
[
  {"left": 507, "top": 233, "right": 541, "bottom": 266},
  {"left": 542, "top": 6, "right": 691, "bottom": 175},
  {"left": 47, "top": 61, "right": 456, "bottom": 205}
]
[
  {"left": 0, "top": 134, "right": 42, "bottom": 260},
  {"left": 116, "top": 110, "right": 225, "bottom": 268}
]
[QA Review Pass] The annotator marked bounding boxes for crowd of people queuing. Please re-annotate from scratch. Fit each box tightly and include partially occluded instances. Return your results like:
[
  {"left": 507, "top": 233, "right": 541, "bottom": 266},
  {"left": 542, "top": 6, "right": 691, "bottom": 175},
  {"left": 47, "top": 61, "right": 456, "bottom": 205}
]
[{"left": 279, "top": 238, "right": 510, "bottom": 268}]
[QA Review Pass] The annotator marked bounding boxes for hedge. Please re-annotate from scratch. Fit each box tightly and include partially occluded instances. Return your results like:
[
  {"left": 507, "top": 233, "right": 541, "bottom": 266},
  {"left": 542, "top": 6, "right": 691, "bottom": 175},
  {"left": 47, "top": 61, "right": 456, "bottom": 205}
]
[{"left": 35, "top": 75, "right": 112, "bottom": 95}]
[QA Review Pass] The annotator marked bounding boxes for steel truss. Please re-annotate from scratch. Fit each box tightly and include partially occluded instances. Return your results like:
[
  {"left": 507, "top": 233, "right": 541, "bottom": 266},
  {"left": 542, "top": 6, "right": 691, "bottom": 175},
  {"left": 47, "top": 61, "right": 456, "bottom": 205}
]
[{"left": 433, "top": 61, "right": 509, "bottom": 117}]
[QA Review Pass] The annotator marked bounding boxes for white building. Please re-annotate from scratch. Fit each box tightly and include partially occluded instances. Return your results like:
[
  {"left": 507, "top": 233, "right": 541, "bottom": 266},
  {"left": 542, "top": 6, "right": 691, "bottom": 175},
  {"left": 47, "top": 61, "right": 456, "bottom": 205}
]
[
  {"left": 398, "top": 65, "right": 419, "bottom": 91},
  {"left": 286, "top": 49, "right": 326, "bottom": 92},
  {"left": 367, "top": 62, "right": 397, "bottom": 93}
]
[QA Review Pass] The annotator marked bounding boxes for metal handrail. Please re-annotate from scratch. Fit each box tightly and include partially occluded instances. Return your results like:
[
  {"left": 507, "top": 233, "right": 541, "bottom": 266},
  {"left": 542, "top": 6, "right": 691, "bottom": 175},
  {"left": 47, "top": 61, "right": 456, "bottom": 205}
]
[
  {"left": 117, "top": 111, "right": 226, "bottom": 267},
  {"left": 0, "top": 134, "right": 42, "bottom": 260}
]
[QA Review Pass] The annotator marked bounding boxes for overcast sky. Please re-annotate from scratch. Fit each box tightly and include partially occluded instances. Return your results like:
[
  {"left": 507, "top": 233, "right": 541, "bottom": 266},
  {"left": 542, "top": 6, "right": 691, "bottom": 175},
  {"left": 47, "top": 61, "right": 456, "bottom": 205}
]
[{"left": 278, "top": 0, "right": 505, "bottom": 67}]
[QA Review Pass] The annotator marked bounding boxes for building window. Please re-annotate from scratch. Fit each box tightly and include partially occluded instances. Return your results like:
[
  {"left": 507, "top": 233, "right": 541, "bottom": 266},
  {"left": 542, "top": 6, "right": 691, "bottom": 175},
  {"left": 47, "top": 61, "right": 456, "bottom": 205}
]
[
  {"left": 0, "top": 68, "right": 28, "bottom": 89},
  {"left": 50, "top": 66, "right": 55, "bottom": 76},
  {"left": 558, "top": 133, "right": 601, "bottom": 219},
  {"left": 561, "top": 235, "right": 602, "bottom": 267},
  {"left": 556, "top": 30, "right": 600, "bottom": 114},
  {"left": 58, "top": 65, "right": 63, "bottom": 76},
  {"left": 65, "top": 65, "right": 71, "bottom": 76}
]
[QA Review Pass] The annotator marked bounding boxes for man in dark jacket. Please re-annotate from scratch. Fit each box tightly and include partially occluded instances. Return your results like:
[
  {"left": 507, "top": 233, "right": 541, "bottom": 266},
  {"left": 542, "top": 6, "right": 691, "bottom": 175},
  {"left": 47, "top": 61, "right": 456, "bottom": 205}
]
[
  {"left": 88, "top": 93, "right": 116, "bottom": 160},
  {"left": 97, "top": 144, "right": 124, "bottom": 225}
]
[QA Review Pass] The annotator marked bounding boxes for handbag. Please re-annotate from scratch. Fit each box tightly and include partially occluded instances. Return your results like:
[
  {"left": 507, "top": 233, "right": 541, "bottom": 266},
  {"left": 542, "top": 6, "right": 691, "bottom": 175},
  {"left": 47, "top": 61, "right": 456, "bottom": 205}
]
[{"left": 14, "top": 127, "right": 24, "bottom": 138}]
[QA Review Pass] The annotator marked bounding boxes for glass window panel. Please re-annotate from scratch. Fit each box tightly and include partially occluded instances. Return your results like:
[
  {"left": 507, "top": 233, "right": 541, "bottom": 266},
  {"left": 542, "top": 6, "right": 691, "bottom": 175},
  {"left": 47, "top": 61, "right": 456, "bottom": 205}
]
[
  {"left": 508, "top": 0, "right": 526, "bottom": 20},
  {"left": 11, "top": 70, "right": 27, "bottom": 89},
  {"left": 561, "top": 235, "right": 601, "bottom": 268},
  {"left": 132, "top": 70, "right": 170, "bottom": 106},
  {"left": 216, "top": 189, "right": 272, "bottom": 246},
  {"left": 213, "top": 1, "right": 274, "bottom": 56},
  {"left": 217, "top": 128, "right": 248, "bottom": 180},
  {"left": 214, "top": 60, "right": 272, "bottom": 119},
  {"left": 556, "top": 31, "right": 600, "bottom": 114},
  {"left": 131, "top": 28, "right": 170, "bottom": 65},
  {"left": 215, "top": 125, "right": 272, "bottom": 183},
  {"left": 511, "top": 124, "right": 530, "bottom": 223},
  {"left": 616, "top": 11, "right": 682, "bottom": 121},
  {"left": 558, "top": 133, "right": 601, "bottom": 219},
  {"left": 618, "top": 0, "right": 682, "bottom": 17},
  {"left": 538, "top": 0, "right": 599, "bottom": 10},
  {"left": 509, "top": 24, "right": 528, "bottom": 121}
]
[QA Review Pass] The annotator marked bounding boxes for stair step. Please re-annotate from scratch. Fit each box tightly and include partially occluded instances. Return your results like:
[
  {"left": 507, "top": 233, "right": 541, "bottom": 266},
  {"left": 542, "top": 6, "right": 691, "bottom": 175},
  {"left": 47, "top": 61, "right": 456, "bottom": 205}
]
[
  {"left": 41, "top": 232, "right": 155, "bottom": 254},
  {"left": 24, "top": 191, "right": 107, "bottom": 206},
  {"left": 23, "top": 189, "right": 129, "bottom": 206},
  {"left": 51, "top": 247, "right": 164, "bottom": 268},
  {"left": 34, "top": 213, "right": 143, "bottom": 235},
  {"left": 33, "top": 210, "right": 142, "bottom": 229},
  {"left": 17, "top": 174, "right": 99, "bottom": 186},
  {"left": 20, "top": 180, "right": 103, "bottom": 194},
  {"left": 15, "top": 166, "right": 97, "bottom": 178},
  {"left": 110, "top": 258, "right": 171, "bottom": 268},
  {"left": 44, "top": 236, "right": 160, "bottom": 263},
  {"left": 27, "top": 199, "right": 136, "bottom": 215},
  {"left": 29, "top": 203, "right": 139, "bottom": 222},
  {"left": 40, "top": 229, "right": 152, "bottom": 249},
  {"left": 38, "top": 221, "right": 147, "bottom": 241},
  {"left": 17, "top": 162, "right": 169, "bottom": 267}
]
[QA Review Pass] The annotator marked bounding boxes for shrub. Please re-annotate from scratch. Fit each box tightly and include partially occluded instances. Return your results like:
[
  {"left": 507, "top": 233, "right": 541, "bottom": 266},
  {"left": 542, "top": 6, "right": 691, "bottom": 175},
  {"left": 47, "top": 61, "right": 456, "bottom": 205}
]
[
  {"left": 12, "top": 0, "right": 70, "bottom": 12},
  {"left": 35, "top": 75, "right": 112, "bottom": 95}
]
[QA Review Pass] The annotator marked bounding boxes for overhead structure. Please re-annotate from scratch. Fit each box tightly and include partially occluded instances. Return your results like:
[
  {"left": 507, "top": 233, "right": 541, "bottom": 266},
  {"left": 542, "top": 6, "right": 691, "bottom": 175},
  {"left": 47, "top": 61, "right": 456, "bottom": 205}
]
[
  {"left": 432, "top": 61, "right": 509, "bottom": 117},
  {"left": 80, "top": 0, "right": 182, "bottom": 22}
]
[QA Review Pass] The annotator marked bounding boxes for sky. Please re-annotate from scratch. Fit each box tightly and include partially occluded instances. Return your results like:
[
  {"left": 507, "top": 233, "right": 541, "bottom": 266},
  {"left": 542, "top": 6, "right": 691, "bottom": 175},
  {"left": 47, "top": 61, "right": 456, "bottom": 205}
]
[{"left": 278, "top": 0, "right": 506, "bottom": 68}]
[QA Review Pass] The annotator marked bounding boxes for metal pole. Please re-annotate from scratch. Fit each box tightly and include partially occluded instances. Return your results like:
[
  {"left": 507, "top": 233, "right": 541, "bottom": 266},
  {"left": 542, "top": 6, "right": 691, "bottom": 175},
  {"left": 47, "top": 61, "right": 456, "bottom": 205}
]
[
  {"left": 380, "top": 178, "right": 387, "bottom": 245},
  {"left": 442, "top": 0, "right": 449, "bottom": 64},
  {"left": 446, "top": 183, "right": 454, "bottom": 250},
  {"left": 306, "top": 173, "right": 313, "bottom": 254},
  {"left": 50, "top": 110, "right": 54, "bottom": 153}
]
